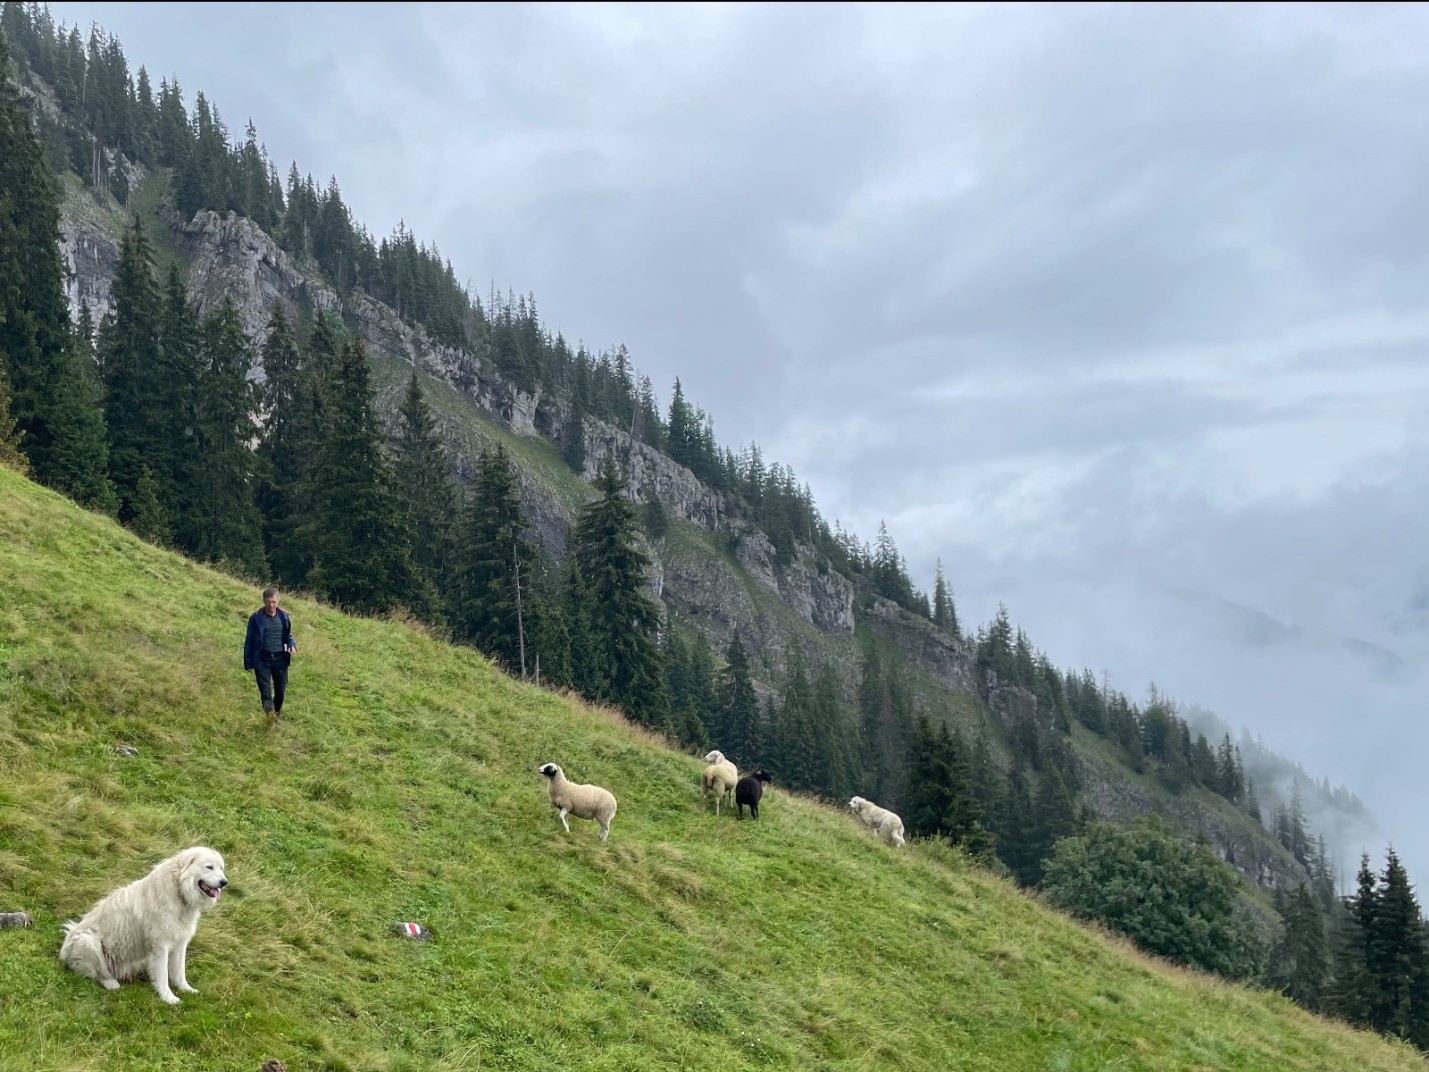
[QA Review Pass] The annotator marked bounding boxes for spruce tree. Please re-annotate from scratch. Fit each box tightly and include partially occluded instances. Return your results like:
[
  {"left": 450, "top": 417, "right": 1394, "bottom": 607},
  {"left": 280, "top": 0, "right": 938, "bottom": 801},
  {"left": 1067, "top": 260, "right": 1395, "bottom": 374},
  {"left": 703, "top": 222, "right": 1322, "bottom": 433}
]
[
  {"left": 717, "top": 634, "right": 760, "bottom": 768},
  {"left": 302, "top": 338, "right": 419, "bottom": 615},
  {"left": 932, "top": 558, "right": 959, "bottom": 637},
  {"left": 0, "top": 27, "right": 75, "bottom": 485},
  {"left": 1368, "top": 848, "right": 1429, "bottom": 1045},
  {"left": 453, "top": 443, "right": 536, "bottom": 675},
  {"left": 1327, "top": 853, "right": 1379, "bottom": 1028},
  {"left": 664, "top": 630, "right": 712, "bottom": 751},
  {"left": 45, "top": 306, "right": 118, "bottom": 513},
  {"left": 571, "top": 457, "right": 669, "bottom": 731},
  {"left": 772, "top": 655, "right": 817, "bottom": 792},
  {"left": 100, "top": 218, "right": 173, "bottom": 528},
  {"left": 1266, "top": 883, "right": 1328, "bottom": 1011},
  {"left": 182, "top": 299, "right": 266, "bottom": 576},
  {"left": 903, "top": 714, "right": 953, "bottom": 839},
  {"left": 129, "top": 464, "right": 173, "bottom": 546},
  {"left": 392, "top": 369, "right": 455, "bottom": 614},
  {"left": 562, "top": 542, "right": 603, "bottom": 699},
  {"left": 254, "top": 307, "right": 308, "bottom": 584}
]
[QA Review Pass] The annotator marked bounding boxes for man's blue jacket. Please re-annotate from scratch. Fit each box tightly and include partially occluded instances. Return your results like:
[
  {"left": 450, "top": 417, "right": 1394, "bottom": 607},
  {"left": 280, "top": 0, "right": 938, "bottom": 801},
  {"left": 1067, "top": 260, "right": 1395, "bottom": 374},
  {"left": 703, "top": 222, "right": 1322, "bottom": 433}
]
[{"left": 244, "top": 608, "right": 295, "bottom": 672}]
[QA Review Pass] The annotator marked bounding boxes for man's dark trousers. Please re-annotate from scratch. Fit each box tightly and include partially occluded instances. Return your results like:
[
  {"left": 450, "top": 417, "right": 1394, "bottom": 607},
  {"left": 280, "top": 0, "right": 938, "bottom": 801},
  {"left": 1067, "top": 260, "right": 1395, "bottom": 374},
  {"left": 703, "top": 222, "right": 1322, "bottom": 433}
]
[{"left": 256, "top": 651, "right": 289, "bottom": 714}]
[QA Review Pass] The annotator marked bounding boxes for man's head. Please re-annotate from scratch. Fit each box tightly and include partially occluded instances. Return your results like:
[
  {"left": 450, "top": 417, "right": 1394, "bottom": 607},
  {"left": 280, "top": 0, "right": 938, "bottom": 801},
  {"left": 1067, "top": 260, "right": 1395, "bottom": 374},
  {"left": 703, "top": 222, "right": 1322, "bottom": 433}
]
[{"left": 262, "top": 587, "right": 279, "bottom": 614}]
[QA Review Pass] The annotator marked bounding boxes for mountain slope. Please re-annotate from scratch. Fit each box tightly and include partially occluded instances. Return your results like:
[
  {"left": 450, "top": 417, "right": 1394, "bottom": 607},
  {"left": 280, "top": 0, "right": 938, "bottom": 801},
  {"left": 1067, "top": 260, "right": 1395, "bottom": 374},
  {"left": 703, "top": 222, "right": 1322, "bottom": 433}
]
[
  {"left": 5, "top": 3, "right": 1373, "bottom": 909},
  {"left": 0, "top": 466, "right": 1422, "bottom": 1072}
]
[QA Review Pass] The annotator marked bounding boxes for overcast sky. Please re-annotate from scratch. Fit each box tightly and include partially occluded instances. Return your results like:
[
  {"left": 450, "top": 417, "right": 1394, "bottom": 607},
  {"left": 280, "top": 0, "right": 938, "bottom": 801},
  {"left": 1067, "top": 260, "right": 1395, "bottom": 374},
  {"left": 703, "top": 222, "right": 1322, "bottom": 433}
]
[{"left": 49, "top": 1, "right": 1429, "bottom": 882}]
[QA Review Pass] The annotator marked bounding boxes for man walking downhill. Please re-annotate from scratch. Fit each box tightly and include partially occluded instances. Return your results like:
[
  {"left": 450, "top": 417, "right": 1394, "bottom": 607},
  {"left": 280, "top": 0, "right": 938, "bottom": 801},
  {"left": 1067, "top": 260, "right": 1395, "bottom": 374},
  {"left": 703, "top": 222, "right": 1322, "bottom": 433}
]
[{"left": 244, "top": 587, "right": 296, "bottom": 722}]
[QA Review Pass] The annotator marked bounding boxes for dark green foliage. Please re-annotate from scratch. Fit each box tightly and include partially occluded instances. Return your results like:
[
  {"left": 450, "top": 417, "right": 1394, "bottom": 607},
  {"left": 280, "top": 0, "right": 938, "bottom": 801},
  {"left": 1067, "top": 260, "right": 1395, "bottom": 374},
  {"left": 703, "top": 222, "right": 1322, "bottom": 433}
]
[
  {"left": 178, "top": 299, "right": 266, "bottom": 577},
  {"left": 0, "top": 26, "right": 76, "bottom": 486},
  {"left": 569, "top": 457, "right": 669, "bottom": 732},
  {"left": 301, "top": 339, "right": 420, "bottom": 615},
  {"left": 642, "top": 496, "right": 668, "bottom": 541},
  {"left": 902, "top": 714, "right": 996, "bottom": 863},
  {"left": 1041, "top": 815, "right": 1266, "bottom": 982},
  {"left": 664, "top": 629, "right": 713, "bottom": 752},
  {"left": 254, "top": 307, "right": 309, "bottom": 585},
  {"left": 45, "top": 307, "right": 118, "bottom": 513},
  {"left": 391, "top": 369, "right": 456, "bottom": 614},
  {"left": 857, "top": 638, "right": 907, "bottom": 804},
  {"left": 128, "top": 463, "right": 172, "bottom": 546},
  {"left": 0, "top": 359, "right": 26, "bottom": 472},
  {"left": 932, "top": 559, "right": 959, "bottom": 637},
  {"left": 561, "top": 405, "right": 586, "bottom": 474},
  {"left": 1367, "top": 850, "right": 1429, "bottom": 1046},
  {"left": 1324, "top": 849, "right": 1429, "bottom": 1047},
  {"left": 1266, "top": 884, "right": 1328, "bottom": 1011},
  {"left": 100, "top": 217, "right": 176, "bottom": 529},
  {"left": 452, "top": 443, "right": 536, "bottom": 676},
  {"left": 716, "top": 634, "right": 760, "bottom": 769},
  {"left": 561, "top": 546, "right": 604, "bottom": 700}
]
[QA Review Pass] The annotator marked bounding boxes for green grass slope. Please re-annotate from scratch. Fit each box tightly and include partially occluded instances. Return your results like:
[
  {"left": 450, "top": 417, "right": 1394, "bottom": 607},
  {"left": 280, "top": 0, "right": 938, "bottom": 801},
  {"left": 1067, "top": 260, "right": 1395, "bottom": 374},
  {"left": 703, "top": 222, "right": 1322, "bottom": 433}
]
[{"left": 0, "top": 466, "right": 1420, "bottom": 1072}]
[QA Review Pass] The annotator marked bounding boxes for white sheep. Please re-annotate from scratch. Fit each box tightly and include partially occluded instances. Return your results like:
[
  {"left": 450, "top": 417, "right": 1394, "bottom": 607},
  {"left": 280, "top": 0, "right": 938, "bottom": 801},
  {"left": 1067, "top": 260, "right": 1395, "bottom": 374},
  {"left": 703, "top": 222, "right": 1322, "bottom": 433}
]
[
  {"left": 848, "top": 796, "right": 906, "bottom": 847},
  {"left": 538, "top": 763, "right": 617, "bottom": 842},
  {"left": 702, "top": 749, "right": 739, "bottom": 816}
]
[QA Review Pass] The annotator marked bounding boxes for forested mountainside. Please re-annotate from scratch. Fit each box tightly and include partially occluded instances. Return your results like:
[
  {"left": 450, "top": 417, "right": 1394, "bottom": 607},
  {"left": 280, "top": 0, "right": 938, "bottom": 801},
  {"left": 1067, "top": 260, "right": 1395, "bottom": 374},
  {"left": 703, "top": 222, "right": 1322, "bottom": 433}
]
[{"left": 4, "top": 3, "right": 1425, "bottom": 1046}]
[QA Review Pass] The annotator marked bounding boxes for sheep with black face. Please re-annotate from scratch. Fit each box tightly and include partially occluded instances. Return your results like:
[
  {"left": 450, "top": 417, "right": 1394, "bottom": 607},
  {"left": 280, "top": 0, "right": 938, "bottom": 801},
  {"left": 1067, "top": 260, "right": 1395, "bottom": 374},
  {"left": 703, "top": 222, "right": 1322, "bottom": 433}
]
[{"left": 538, "top": 763, "right": 617, "bottom": 842}]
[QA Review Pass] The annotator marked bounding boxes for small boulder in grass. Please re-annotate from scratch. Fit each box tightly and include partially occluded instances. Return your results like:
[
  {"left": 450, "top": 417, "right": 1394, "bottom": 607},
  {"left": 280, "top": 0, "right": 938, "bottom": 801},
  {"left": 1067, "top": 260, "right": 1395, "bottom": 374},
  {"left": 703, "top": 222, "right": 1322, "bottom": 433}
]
[
  {"left": 113, "top": 745, "right": 139, "bottom": 757},
  {"left": 0, "top": 912, "right": 32, "bottom": 928},
  {"left": 260, "top": 1061, "right": 288, "bottom": 1072},
  {"left": 393, "top": 921, "right": 432, "bottom": 941}
]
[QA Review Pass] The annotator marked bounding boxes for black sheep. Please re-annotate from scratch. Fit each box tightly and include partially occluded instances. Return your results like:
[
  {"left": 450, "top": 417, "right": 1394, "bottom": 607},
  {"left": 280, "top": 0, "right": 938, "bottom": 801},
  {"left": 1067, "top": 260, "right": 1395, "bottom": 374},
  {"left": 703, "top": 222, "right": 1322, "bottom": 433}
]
[{"left": 735, "top": 770, "right": 773, "bottom": 820}]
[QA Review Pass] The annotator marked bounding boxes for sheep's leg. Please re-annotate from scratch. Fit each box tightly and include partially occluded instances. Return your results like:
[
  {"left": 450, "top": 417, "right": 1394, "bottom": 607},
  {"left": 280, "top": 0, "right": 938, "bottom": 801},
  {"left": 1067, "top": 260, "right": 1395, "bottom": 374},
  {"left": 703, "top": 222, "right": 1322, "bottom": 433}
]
[
  {"left": 558, "top": 808, "right": 571, "bottom": 833},
  {"left": 598, "top": 817, "right": 610, "bottom": 842}
]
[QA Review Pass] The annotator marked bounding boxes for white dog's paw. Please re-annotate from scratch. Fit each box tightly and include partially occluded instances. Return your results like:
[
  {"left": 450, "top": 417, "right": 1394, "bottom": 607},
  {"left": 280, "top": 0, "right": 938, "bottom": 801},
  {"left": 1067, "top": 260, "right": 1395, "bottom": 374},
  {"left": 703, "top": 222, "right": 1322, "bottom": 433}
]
[
  {"left": 100, "top": 979, "right": 120, "bottom": 991},
  {"left": 158, "top": 992, "right": 182, "bottom": 1005},
  {"left": 176, "top": 983, "right": 198, "bottom": 994}
]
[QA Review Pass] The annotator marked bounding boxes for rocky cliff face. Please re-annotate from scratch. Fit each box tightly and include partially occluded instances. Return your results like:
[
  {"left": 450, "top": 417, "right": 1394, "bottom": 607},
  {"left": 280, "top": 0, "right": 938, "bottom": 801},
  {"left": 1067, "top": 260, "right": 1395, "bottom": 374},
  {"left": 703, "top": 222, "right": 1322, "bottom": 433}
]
[
  {"left": 177, "top": 210, "right": 342, "bottom": 348},
  {"left": 580, "top": 420, "right": 726, "bottom": 532}
]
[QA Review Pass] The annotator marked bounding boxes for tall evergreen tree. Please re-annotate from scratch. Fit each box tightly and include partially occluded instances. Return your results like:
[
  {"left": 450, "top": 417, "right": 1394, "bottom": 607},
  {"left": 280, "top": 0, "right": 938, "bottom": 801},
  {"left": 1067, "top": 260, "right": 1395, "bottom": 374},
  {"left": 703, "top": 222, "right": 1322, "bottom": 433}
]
[
  {"left": 100, "top": 217, "right": 173, "bottom": 530},
  {"left": 932, "top": 558, "right": 959, "bottom": 637},
  {"left": 181, "top": 298, "right": 266, "bottom": 576},
  {"left": 301, "top": 338, "right": 419, "bottom": 614},
  {"left": 571, "top": 457, "right": 669, "bottom": 732},
  {"left": 1368, "top": 848, "right": 1429, "bottom": 1046},
  {"left": 391, "top": 369, "right": 455, "bottom": 615},
  {"left": 44, "top": 305, "right": 118, "bottom": 513},
  {"left": 717, "top": 634, "right": 760, "bottom": 768},
  {"left": 1266, "top": 883, "right": 1328, "bottom": 1011},
  {"left": 453, "top": 443, "right": 536, "bottom": 675},
  {"left": 561, "top": 541, "right": 603, "bottom": 699},
  {"left": 254, "top": 307, "right": 307, "bottom": 584},
  {"left": 0, "top": 27, "right": 79, "bottom": 487}
]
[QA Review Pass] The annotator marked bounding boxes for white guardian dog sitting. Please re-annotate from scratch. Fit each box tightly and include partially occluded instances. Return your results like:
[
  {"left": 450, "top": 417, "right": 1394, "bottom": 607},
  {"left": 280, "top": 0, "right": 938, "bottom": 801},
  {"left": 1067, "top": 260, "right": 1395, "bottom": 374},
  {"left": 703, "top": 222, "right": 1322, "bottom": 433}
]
[{"left": 60, "top": 846, "right": 228, "bottom": 1004}]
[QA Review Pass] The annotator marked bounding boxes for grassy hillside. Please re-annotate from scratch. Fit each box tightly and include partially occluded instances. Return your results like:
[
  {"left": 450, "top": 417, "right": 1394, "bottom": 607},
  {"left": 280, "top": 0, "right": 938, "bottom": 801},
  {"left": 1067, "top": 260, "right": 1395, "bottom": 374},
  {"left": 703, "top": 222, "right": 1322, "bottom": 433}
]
[{"left": 0, "top": 476, "right": 1421, "bottom": 1072}]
